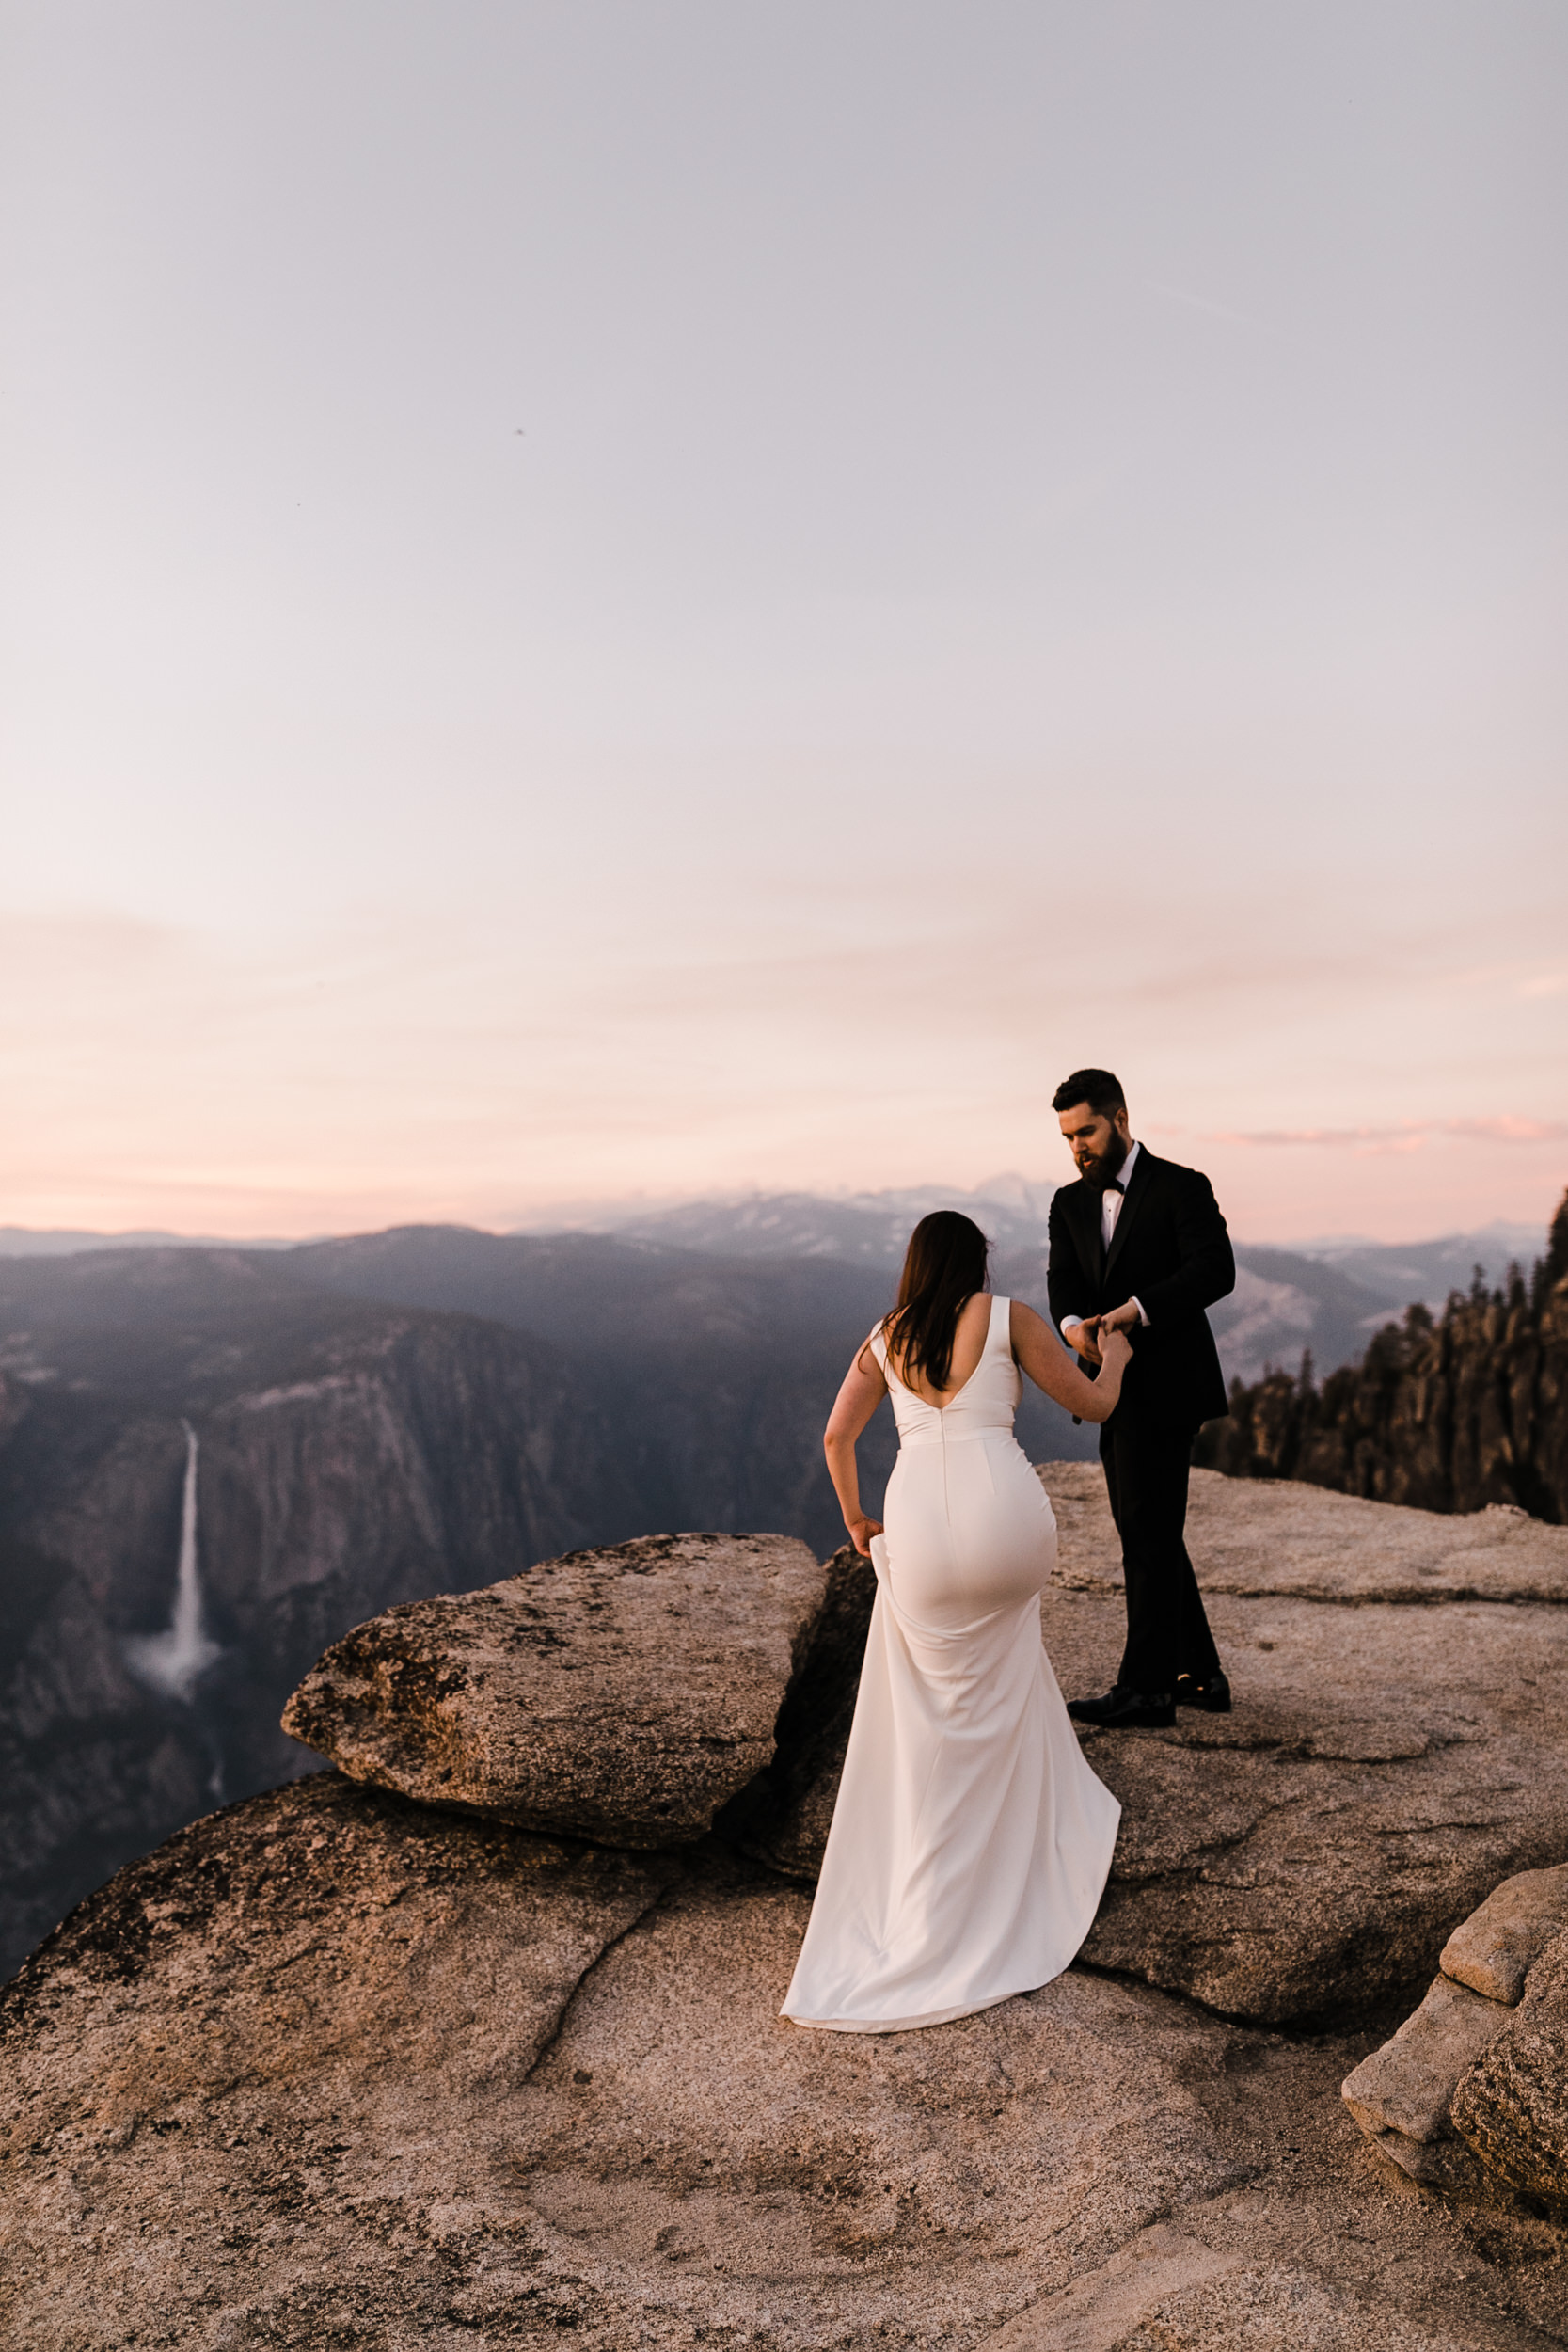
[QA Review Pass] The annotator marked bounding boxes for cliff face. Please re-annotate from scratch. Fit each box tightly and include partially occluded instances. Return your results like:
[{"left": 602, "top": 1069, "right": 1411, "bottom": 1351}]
[
  {"left": 1196, "top": 1192, "right": 1568, "bottom": 1522},
  {"left": 289, "top": 1224, "right": 1102, "bottom": 1519},
  {"left": 0, "top": 1248, "right": 645, "bottom": 1979},
  {"left": 0, "top": 1229, "right": 931, "bottom": 1981},
  {"left": 290, "top": 1222, "right": 916, "bottom": 1535}
]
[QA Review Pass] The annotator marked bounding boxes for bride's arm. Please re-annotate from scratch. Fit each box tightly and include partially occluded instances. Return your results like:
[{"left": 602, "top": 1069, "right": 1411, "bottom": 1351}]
[
  {"left": 823, "top": 1341, "right": 889, "bottom": 1555},
  {"left": 1009, "top": 1299, "right": 1130, "bottom": 1423}
]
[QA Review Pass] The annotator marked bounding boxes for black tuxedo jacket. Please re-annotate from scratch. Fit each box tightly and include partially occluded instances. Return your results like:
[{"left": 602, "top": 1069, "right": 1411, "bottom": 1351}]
[{"left": 1046, "top": 1150, "right": 1235, "bottom": 1430}]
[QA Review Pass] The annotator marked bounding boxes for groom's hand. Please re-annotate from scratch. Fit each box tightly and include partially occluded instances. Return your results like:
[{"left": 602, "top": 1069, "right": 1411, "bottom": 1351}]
[
  {"left": 1065, "top": 1314, "right": 1103, "bottom": 1364},
  {"left": 1101, "top": 1300, "right": 1141, "bottom": 1335}
]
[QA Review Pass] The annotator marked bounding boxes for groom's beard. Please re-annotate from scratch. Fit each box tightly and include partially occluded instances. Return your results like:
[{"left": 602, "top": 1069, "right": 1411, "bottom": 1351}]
[{"left": 1079, "top": 1131, "right": 1130, "bottom": 1191}]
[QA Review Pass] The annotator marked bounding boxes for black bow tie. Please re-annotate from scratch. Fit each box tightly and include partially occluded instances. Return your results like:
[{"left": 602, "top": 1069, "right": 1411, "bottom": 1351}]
[{"left": 1109, "top": 1178, "right": 1125, "bottom": 1193}]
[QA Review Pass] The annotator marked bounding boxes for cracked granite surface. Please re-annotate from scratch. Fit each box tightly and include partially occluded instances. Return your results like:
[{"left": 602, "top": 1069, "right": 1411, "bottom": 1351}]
[{"left": 5, "top": 1471, "right": 1568, "bottom": 2347}]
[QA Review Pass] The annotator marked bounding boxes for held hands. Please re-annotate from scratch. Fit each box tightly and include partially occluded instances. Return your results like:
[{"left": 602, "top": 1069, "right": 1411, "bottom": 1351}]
[
  {"left": 845, "top": 1514, "right": 884, "bottom": 1557},
  {"left": 1067, "top": 1315, "right": 1104, "bottom": 1365},
  {"left": 1097, "top": 1324, "right": 1133, "bottom": 1373},
  {"left": 1067, "top": 1303, "right": 1137, "bottom": 1368}
]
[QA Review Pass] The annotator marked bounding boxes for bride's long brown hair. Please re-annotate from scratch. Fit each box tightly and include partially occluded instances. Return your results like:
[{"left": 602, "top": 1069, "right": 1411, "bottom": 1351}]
[{"left": 880, "top": 1212, "right": 991, "bottom": 1392}]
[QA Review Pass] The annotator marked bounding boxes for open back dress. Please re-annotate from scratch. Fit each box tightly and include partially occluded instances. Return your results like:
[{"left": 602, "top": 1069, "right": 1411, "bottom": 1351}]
[{"left": 782, "top": 1295, "right": 1120, "bottom": 2032}]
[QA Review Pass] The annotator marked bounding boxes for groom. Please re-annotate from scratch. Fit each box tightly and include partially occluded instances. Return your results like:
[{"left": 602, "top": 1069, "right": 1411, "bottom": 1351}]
[{"left": 1046, "top": 1069, "right": 1235, "bottom": 1730}]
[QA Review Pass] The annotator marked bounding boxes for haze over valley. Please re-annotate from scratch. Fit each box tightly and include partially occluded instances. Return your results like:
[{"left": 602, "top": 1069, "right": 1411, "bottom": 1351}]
[
  {"left": 3, "top": 1175, "right": 1544, "bottom": 1387},
  {"left": 523, "top": 1183, "right": 1548, "bottom": 1389}
]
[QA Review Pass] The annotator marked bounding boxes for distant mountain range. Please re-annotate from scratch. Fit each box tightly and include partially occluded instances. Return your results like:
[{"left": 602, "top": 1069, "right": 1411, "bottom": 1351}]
[
  {"left": 509, "top": 1184, "right": 1549, "bottom": 1390},
  {"left": 0, "top": 1226, "right": 299, "bottom": 1255},
  {"left": 4, "top": 1190, "right": 1547, "bottom": 1393}
]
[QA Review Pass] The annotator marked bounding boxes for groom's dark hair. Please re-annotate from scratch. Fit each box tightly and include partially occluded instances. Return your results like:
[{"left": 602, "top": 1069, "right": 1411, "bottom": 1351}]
[{"left": 1052, "top": 1067, "right": 1125, "bottom": 1118}]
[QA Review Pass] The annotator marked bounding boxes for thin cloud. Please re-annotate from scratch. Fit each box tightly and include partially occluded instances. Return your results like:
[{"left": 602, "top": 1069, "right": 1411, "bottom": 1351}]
[
  {"left": 1212, "top": 1120, "right": 1568, "bottom": 1150},
  {"left": 1445, "top": 1119, "right": 1568, "bottom": 1143}
]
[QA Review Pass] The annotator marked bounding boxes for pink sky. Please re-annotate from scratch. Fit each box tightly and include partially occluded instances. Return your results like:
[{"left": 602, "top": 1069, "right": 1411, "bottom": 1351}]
[
  {"left": 2, "top": 4, "right": 1563, "bottom": 1246},
  {"left": 3, "top": 897, "right": 1561, "bottom": 1243}
]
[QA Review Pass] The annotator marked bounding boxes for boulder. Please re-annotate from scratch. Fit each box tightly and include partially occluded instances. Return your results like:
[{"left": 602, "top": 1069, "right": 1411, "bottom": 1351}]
[
  {"left": 7, "top": 1773, "right": 1561, "bottom": 2349},
  {"left": 281, "top": 1529, "right": 824, "bottom": 1847},
  {"left": 1451, "top": 1929, "right": 1568, "bottom": 2211},
  {"left": 747, "top": 1468, "right": 1568, "bottom": 2026},
  {"left": 1341, "top": 1864, "right": 1568, "bottom": 2212},
  {"left": 1440, "top": 1862, "right": 1568, "bottom": 2005},
  {"left": 1340, "top": 1977, "right": 1514, "bottom": 2193}
]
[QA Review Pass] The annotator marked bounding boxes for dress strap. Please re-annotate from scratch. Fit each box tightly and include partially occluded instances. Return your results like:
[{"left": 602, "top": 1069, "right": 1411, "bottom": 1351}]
[{"left": 989, "top": 1294, "right": 1009, "bottom": 1350}]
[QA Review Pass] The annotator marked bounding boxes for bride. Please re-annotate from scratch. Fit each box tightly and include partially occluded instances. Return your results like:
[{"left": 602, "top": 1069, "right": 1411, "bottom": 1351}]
[{"left": 782, "top": 1210, "right": 1131, "bottom": 2034}]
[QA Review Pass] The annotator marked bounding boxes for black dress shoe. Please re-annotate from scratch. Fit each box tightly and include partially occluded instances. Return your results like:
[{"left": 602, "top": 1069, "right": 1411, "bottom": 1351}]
[
  {"left": 1175, "top": 1671, "right": 1231, "bottom": 1714},
  {"left": 1067, "top": 1686, "right": 1176, "bottom": 1729},
  {"left": 1066, "top": 1683, "right": 1130, "bottom": 1724}
]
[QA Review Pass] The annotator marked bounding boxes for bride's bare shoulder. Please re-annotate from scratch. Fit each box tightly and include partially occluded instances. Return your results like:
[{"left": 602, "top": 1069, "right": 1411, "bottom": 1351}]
[{"left": 1008, "top": 1297, "right": 1050, "bottom": 1348}]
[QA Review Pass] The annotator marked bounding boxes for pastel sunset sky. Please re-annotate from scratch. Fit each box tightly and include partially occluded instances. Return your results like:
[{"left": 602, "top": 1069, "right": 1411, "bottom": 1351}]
[{"left": 3, "top": 1, "right": 1564, "bottom": 1243}]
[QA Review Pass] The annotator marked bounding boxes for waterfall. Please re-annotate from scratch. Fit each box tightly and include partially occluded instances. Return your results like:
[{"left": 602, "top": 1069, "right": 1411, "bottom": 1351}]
[{"left": 125, "top": 1421, "right": 222, "bottom": 1703}]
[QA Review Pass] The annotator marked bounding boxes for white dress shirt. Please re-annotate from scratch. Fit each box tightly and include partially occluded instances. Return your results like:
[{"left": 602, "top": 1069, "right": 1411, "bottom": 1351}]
[{"left": 1062, "top": 1140, "right": 1148, "bottom": 1343}]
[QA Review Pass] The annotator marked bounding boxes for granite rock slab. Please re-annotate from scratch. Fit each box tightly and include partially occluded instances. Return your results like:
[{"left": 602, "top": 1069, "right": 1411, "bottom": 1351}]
[
  {"left": 1043, "top": 1459, "right": 1568, "bottom": 1605},
  {"left": 8, "top": 1776, "right": 1564, "bottom": 2349},
  {"left": 981, "top": 2223, "right": 1497, "bottom": 2352},
  {"left": 282, "top": 1529, "right": 824, "bottom": 1846}
]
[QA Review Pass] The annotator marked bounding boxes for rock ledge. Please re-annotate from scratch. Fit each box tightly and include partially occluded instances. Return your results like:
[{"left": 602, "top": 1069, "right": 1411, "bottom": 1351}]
[{"left": 282, "top": 1529, "right": 824, "bottom": 1847}]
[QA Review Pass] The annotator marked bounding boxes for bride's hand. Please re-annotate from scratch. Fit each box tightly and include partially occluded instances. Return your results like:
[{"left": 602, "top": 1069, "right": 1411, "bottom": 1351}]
[
  {"left": 1098, "top": 1327, "right": 1133, "bottom": 1371},
  {"left": 846, "top": 1515, "right": 884, "bottom": 1556},
  {"left": 1067, "top": 1314, "right": 1103, "bottom": 1364}
]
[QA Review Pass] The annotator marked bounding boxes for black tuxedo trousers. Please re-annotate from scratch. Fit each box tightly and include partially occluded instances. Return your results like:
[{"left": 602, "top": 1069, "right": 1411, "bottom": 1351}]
[
  {"left": 1047, "top": 1152, "right": 1235, "bottom": 1695},
  {"left": 1100, "top": 1410, "right": 1222, "bottom": 1691}
]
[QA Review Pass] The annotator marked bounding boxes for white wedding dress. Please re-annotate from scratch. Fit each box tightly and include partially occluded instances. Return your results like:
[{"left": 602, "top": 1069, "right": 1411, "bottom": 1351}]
[{"left": 782, "top": 1295, "right": 1120, "bottom": 2033}]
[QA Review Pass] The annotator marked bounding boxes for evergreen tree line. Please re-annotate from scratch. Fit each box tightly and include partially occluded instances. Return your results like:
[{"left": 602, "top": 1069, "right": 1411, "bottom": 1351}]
[{"left": 1194, "top": 1188, "right": 1568, "bottom": 1523}]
